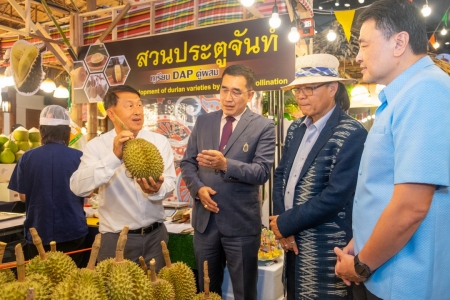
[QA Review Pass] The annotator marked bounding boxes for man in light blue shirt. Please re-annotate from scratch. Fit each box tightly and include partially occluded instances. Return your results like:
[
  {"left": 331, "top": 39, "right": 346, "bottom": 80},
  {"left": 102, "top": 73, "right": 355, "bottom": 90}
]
[{"left": 334, "top": 1, "right": 450, "bottom": 299}]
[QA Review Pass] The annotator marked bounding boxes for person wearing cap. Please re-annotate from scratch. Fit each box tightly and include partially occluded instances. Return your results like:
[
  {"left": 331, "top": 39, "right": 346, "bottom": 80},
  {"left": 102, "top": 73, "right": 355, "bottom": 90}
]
[
  {"left": 334, "top": 1, "right": 450, "bottom": 299},
  {"left": 70, "top": 85, "right": 176, "bottom": 271},
  {"left": 268, "top": 54, "right": 367, "bottom": 299},
  {"left": 8, "top": 105, "right": 88, "bottom": 266}
]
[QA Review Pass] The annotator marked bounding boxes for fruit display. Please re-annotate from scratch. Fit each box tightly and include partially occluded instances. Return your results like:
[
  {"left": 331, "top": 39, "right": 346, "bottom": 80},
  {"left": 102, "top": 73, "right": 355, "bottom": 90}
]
[
  {"left": 158, "top": 241, "right": 197, "bottom": 300},
  {"left": 258, "top": 228, "right": 282, "bottom": 261},
  {"left": 0, "top": 243, "right": 53, "bottom": 300},
  {"left": 95, "top": 226, "right": 155, "bottom": 300},
  {"left": 193, "top": 261, "right": 222, "bottom": 300},
  {"left": 0, "top": 242, "right": 15, "bottom": 285},
  {"left": 51, "top": 234, "right": 107, "bottom": 300},
  {"left": 0, "top": 127, "right": 41, "bottom": 164},
  {"left": 25, "top": 228, "right": 78, "bottom": 285},
  {"left": 148, "top": 258, "right": 175, "bottom": 300},
  {"left": 114, "top": 115, "right": 164, "bottom": 180},
  {"left": 10, "top": 39, "right": 44, "bottom": 95}
]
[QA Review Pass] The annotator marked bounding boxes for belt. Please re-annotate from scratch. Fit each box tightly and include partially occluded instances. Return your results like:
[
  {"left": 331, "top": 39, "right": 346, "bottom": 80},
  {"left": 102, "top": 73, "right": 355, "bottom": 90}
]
[{"left": 128, "top": 222, "right": 162, "bottom": 235}]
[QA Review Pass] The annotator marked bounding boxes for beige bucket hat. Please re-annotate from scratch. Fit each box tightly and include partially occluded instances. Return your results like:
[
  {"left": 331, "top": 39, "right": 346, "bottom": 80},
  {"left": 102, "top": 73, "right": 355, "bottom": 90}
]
[{"left": 281, "top": 54, "right": 356, "bottom": 91}]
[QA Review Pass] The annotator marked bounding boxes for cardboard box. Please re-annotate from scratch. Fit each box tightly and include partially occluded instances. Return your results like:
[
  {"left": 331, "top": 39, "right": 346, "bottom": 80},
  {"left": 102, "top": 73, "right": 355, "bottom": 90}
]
[
  {"left": 0, "top": 182, "right": 21, "bottom": 202},
  {"left": 222, "top": 256, "right": 284, "bottom": 300},
  {"left": 0, "top": 164, "right": 16, "bottom": 183}
]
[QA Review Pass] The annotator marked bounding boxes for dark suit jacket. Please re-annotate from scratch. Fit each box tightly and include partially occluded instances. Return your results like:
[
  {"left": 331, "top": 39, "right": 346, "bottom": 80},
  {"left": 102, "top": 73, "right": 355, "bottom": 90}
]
[
  {"left": 180, "top": 108, "right": 275, "bottom": 237},
  {"left": 273, "top": 106, "right": 367, "bottom": 239}
]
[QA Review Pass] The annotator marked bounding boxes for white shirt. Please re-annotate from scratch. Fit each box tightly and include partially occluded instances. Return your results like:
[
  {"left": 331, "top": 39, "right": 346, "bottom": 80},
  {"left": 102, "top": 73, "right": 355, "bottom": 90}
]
[
  {"left": 70, "top": 129, "right": 176, "bottom": 233},
  {"left": 284, "top": 106, "right": 335, "bottom": 210}
]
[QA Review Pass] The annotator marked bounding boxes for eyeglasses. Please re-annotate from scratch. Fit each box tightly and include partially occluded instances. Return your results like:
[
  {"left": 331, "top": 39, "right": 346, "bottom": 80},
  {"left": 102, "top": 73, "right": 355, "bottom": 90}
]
[
  {"left": 220, "top": 88, "right": 252, "bottom": 99},
  {"left": 291, "top": 82, "right": 329, "bottom": 96}
]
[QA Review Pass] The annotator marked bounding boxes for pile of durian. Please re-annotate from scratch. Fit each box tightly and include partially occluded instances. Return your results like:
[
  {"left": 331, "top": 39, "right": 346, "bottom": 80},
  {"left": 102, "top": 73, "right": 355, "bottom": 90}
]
[
  {"left": 0, "top": 226, "right": 198, "bottom": 300},
  {"left": 0, "top": 126, "right": 41, "bottom": 164}
]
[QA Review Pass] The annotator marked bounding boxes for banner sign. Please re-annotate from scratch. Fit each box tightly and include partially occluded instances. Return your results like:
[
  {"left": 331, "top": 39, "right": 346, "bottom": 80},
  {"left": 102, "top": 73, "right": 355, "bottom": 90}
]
[{"left": 74, "top": 15, "right": 294, "bottom": 103}]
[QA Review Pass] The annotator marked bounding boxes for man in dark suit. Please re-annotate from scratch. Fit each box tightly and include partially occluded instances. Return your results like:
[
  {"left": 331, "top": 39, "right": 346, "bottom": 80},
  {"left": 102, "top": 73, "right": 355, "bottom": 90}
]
[{"left": 180, "top": 64, "right": 275, "bottom": 300}]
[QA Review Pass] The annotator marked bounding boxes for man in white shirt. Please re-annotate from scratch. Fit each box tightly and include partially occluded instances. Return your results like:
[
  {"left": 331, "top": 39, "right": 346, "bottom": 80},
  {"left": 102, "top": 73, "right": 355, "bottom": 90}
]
[{"left": 70, "top": 85, "right": 176, "bottom": 271}]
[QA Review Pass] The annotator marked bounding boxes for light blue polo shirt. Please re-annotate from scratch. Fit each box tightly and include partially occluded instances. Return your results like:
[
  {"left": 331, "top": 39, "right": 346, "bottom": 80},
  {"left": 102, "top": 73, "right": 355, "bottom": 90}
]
[{"left": 353, "top": 56, "right": 450, "bottom": 300}]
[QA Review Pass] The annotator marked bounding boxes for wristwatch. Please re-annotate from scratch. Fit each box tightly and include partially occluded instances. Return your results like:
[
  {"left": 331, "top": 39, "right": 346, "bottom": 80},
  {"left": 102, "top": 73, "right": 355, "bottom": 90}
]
[{"left": 354, "top": 254, "right": 373, "bottom": 279}]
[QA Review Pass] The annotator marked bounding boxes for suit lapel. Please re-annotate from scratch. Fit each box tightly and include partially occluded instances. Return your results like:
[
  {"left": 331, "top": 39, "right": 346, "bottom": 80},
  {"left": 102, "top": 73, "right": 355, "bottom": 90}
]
[
  {"left": 223, "top": 108, "right": 251, "bottom": 156},
  {"left": 299, "top": 106, "right": 341, "bottom": 179},
  {"left": 212, "top": 110, "right": 223, "bottom": 150}
]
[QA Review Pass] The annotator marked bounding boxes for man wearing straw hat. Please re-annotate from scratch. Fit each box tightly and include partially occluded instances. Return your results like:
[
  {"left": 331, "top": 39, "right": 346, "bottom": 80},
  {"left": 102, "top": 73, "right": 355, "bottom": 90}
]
[
  {"left": 269, "top": 53, "right": 367, "bottom": 299},
  {"left": 334, "top": 0, "right": 450, "bottom": 299}
]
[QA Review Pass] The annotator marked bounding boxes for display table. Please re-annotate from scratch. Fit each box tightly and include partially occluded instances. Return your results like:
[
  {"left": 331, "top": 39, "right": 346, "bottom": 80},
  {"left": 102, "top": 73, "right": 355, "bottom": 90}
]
[
  {"left": 0, "top": 215, "right": 25, "bottom": 237},
  {"left": 222, "top": 255, "right": 285, "bottom": 300}
]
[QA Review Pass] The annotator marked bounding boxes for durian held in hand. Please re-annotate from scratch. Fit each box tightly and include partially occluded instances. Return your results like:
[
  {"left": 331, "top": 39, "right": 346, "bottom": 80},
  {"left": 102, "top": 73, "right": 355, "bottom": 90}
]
[
  {"left": 10, "top": 39, "right": 44, "bottom": 95},
  {"left": 113, "top": 114, "right": 164, "bottom": 181},
  {"left": 193, "top": 261, "right": 222, "bottom": 300}
]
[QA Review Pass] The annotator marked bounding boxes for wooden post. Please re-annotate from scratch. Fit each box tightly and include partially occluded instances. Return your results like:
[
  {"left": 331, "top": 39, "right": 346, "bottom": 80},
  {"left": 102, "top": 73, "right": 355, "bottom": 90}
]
[
  {"left": 69, "top": 13, "right": 83, "bottom": 127},
  {"left": 85, "top": 0, "right": 98, "bottom": 141}
]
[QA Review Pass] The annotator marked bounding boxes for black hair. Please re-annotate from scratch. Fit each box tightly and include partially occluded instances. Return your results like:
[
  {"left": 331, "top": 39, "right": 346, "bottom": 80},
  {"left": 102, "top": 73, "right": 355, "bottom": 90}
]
[
  {"left": 357, "top": 0, "right": 428, "bottom": 55},
  {"left": 222, "top": 64, "right": 256, "bottom": 91},
  {"left": 40, "top": 125, "right": 70, "bottom": 145},
  {"left": 335, "top": 82, "right": 350, "bottom": 111},
  {"left": 103, "top": 85, "right": 141, "bottom": 110},
  {"left": 11, "top": 124, "right": 25, "bottom": 132}
]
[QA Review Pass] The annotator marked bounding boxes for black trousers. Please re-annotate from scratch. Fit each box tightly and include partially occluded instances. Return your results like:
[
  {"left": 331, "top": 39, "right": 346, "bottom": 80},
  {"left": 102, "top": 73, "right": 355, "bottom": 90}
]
[
  {"left": 27, "top": 236, "right": 86, "bottom": 268},
  {"left": 353, "top": 283, "right": 383, "bottom": 300}
]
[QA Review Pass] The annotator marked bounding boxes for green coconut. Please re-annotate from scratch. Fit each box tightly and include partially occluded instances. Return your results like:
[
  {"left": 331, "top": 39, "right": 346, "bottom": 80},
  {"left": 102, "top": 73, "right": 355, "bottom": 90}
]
[
  {"left": 3, "top": 140, "right": 18, "bottom": 154},
  {"left": 13, "top": 126, "right": 29, "bottom": 141},
  {"left": 30, "top": 142, "right": 41, "bottom": 149},
  {"left": 15, "top": 150, "right": 24, "bottom": 162},
  {"left": 0, "top": 148, "right": 15, "bottom": 164},
  {"left": 0, "top": 134, "right": 8, "bottom": 145},
  {"left": 17, "top": 141, "right": 30, "bottom": 151},
  {"left": 29, "top": 127, "right": 41, "bottom": 142}
]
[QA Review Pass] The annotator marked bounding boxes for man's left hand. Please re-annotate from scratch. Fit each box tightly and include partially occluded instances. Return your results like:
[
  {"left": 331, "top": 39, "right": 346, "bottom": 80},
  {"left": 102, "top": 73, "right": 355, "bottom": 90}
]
[
  {"left": 334, "top": 247, "right": 365, "bottom": 286},
  {"left": 269, "top": 215, "right": 283, "bottom": 239},
  {"left": 137, "top": 176, "right": 164, "bottom": 195},
  {"left": 197, "top": 150, "right": 227, "bottom": 171}
]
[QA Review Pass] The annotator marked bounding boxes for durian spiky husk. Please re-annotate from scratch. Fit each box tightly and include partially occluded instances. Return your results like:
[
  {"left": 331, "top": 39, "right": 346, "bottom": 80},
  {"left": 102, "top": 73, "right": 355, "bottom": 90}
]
[
  {"left": 26, "top": 251, "right": 78, "bottom": 285},
  {"left": 51, "top": 268, "right": 108, "bottom": 300},
  {"left": 123, "top": 138, "right": 164, "bottom": 180},
  {"left": 193, "top": 292, "right": 223, "bottom": 300},
  {"left": 0, "top": 273, "right": 53, "bottom": 300},
  {"left": 148, "top": 258, "right": 175, "bottom": 300},
  {"left": 158, "top": 262, "right": 197, "bottom": 300},
  {"left": 0, "top": 269, "right": 15, "bottom": 285},
  {"left": 10, "top": 39, "right": 44, "bottom": 95}
]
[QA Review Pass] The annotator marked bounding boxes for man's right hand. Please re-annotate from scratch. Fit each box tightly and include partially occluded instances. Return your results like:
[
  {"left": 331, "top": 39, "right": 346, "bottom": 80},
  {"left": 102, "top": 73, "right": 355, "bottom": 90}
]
[
  {"left": 197, "top": 186, "right": 219, "bottom": 213},
  {"left": 113, "top": 130, "right": 134, "bottom": 159}
]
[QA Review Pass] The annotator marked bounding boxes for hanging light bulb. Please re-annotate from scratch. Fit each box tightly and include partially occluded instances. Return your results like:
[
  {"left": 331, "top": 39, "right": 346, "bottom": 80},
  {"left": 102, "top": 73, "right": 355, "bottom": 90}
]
[
  {"left": 335, "top": 0, "right": 340, "bottom": 6},
  {"left": 327, "top": 29, "right": 337, "bottom": 41},
  {"left": 433, "top": 41, "right": 440, "bottom": 49},
  {"left": 40, "top": 78, "right": 57, "bottom": 93},
  {"left": 421, "top": 4, "right": 431, "bottom": 17},
  {"left": 269, "top": 1, "right": 281, "bottom": 29},
  {"left": 53, "top": 85, "right": 69, "bottom": 98},
  {"left": 319, "top": 6, "right": 323, "bottom": 9},
  {"left": 441, "top": 27, "right": 447, "bottom": 35},
  {"left": 288, "top": 26, "right": 300, "bottom": 43},
  {"left": 344, "top": 3, "right": 350, "bottom": 7},
  {"left": 241, "top": 0, "right": 254, "bottom": 7},
  {"left": 358, "top": 0, "right": 365, "bottom": 3}
]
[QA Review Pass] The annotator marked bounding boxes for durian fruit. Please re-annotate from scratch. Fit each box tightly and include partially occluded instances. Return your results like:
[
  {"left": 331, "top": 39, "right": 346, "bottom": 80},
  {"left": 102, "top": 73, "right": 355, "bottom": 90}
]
[
  {"left": 0, "top": 148, "right": 15, "bottom": 164},
  {"left": 10, "top": 39, "right": 43, "bottom": 94},
  {"left": 4, "top": 140, "right": 18, "bottom": 154},
  {"left": 95, "top": 226, "right": 155, "bottom": 300},
  {"left": 13, "top": 126, "right": 29, "bottom": 142},
  {"left": 158, "top": 241, "right": 197, "bottom": 300},
  {"left": 114, "top": 115, "right": 164, "bottom": 180},
  {"left": 0, "top": 243, "right": 53, "bottom": 300},
  {"left": 51, "top": 234, "right": 107, "bottom": 300},
  {"left": 28, "top": 128, "right": 41, "bottom": 143},
  {"left": 148, "top": 258, "right": 175, "bottom": 300},
  {"left": 193, "top": 261, "right": 222, "bottom": 300},
  {"left": 90, "top": 53, "right": 104, "bottom": 66},
  {"left": 15, "top": 150, "right": 24, "bottom": 162},
  {"left": 25, "top": 228, "right": 77, "bottom": 285},
  {"left": 113, "top": 64, "right": 123, "bottom": 83},
  {"left": 0, "top": 242, "right": 15, "bottom": 285}
]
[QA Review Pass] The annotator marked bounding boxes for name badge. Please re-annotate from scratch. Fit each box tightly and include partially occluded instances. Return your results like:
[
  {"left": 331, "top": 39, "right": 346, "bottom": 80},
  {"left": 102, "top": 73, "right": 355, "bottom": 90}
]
[{"left": 243, "top": 142, "right": 249, "bottom": 152}]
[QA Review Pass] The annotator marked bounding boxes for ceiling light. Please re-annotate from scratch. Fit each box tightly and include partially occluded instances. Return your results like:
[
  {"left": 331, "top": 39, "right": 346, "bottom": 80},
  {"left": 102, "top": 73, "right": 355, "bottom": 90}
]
[
  {"left": 433, "top": 42, "right": 440, "bottom": 49},
  {"left": 335, "top": 0, "right": 340, "bottom": 6},
  {"left": 288, "top": 26, "right": 300, "bottom": 43},
  {"left": 269, "top": 1, "right": 281, "bottom": 29},
  {"left": 327, "top": 29, "right": 337, "bottom": 41},
  {"left": 421, "top": 4, "right": 431, "bottom": 17},
  {"left": 40, "top": 78, "right": 56, "bottom": 93},
  {"left": 53, "top": 85, "right": 69, "bottom": 98},
  {"left": 445, "top": 42, "right": 450, "bottom": 45},
  {"left": 344, "top": 3, "right": 350, "bottom": 7},
  {"left": 358, "top": 0, "right": 365, "bottom": 3},
  {"left": 241, "top": 0, "right": 255, "bottom": 7},
  {"left": 319, "top": 6, "right": 323, "bottom": 10},
  {"left": 441, "top": 27, "right": 447, "bottom": 35}
]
